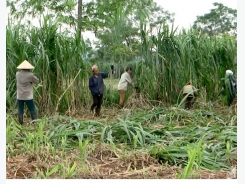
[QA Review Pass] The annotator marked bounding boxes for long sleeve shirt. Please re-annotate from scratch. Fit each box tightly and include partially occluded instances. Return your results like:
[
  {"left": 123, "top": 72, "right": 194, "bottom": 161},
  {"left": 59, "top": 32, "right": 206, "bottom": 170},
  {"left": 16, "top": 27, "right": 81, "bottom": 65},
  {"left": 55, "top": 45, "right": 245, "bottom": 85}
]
[
  {"left": 16, "top": 70, "right": 39, "bottom": 100},
  {"left": 183, "top": 85, "right": 198, "bottom": 96},
  {"left": 117, "top": 72, "right": 133, "bottom": 91},
  {"left": 230, "top": 76, "right": 237, "bottom": 93},
  {"left": 222, "top": 75, "right": 237, "bottom": 93},
  {"left": 89, "top": 72, "right": 108, "bottom": 96}
]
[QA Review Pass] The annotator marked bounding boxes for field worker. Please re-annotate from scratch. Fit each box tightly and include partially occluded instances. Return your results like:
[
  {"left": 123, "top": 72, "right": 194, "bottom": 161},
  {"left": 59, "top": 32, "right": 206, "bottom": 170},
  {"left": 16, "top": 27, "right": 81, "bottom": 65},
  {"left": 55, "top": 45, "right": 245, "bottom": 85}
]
[
  {"left": 110, "top": 64, "right": 115, "bottom": 75},
  {"left": 117, "top": 66, "right": 134, "bottom": 108},
  {"left": 16, "top": 60, "right": 39, "bottom": 125},
  {"left": 182, "top": 81, "right": 198, "bottom": 109},
  {"left": 219, "top": 70, "right": 237, "bottom": 106},
  {"left": 89, "top": 65, "right": 109, "bottom": 116}
]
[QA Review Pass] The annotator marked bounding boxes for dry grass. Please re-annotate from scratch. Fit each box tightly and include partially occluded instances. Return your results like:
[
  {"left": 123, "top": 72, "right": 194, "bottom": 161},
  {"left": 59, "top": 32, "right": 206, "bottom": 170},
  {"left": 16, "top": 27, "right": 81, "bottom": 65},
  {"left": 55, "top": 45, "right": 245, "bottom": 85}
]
[
  {"left": 6, "top": 143, "right": 237, "bottom": 179},
  {"left": 124, "top": 92, "right": 152, "bottom": 109}
]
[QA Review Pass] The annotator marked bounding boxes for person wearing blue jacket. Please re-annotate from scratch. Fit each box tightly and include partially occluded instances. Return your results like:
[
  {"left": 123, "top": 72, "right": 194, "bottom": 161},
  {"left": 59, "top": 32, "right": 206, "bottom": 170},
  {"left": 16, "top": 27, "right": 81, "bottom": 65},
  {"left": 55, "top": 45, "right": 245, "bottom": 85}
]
[{"left": 89, "top": 65, "right": 109, "bottom": 116}]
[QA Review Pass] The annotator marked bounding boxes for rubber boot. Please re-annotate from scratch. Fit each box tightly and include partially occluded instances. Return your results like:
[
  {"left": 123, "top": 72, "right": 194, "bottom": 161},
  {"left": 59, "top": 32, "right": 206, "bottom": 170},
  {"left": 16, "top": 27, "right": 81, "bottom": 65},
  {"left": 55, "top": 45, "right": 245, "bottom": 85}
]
[
  {"left": 18, "top": 114, "right": 24, "bottom": 125},
  {"left": 95, "top": 108, "right": 101, "bottom": 117},
  {"left": 31, "top": 114, "right": 37, "bottom": 123},
  {"left": 90, "top": 106, "right": 95, "bottom": 114},
  {"left": 184, "top": 101, "right": 189, "bottom": 109},
  {"left": 187, "top": 101, "right": 192, "bottom": 109}
]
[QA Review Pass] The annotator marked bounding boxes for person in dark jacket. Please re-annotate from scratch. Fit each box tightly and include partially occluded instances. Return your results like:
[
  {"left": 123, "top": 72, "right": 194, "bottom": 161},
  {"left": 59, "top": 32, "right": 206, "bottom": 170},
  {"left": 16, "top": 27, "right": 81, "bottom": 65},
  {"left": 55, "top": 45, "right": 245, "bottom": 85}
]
[{"left": 89, "top": 65, "right": 109, "bottom": 116}]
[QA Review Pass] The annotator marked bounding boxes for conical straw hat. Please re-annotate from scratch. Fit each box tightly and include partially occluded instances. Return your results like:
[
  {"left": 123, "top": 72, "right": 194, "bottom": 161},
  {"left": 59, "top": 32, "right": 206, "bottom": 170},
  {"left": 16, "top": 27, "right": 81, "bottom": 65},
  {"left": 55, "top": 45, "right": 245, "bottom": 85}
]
[{"left": 17, "top": 60, "right": 35, "bottom": 69}]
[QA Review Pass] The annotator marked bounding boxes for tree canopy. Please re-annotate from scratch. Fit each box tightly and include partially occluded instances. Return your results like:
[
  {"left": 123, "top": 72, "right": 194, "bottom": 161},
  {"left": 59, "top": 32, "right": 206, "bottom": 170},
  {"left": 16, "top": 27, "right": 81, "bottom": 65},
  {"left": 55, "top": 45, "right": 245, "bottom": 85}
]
[{"left": 193, "top": 2, "right": 237, "bottom": 36}]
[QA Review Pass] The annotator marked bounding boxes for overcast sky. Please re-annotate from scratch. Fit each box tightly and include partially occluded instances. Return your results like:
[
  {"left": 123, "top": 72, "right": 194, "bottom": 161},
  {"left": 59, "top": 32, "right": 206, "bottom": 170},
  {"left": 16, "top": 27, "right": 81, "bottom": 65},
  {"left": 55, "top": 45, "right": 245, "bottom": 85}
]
[{"left": 153, "top": 0, "right": 237, "bottom": 29}]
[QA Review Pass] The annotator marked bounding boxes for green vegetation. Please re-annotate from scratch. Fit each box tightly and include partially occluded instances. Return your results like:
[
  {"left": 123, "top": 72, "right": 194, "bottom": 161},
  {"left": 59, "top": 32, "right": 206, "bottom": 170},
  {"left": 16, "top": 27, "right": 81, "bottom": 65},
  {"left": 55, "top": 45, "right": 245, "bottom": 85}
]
[
  {"left": 6, "top": 106, "right": 237, "bottom": 178},
  {"left": 6, "top": 0, "right": 236, "bottom": 179}
]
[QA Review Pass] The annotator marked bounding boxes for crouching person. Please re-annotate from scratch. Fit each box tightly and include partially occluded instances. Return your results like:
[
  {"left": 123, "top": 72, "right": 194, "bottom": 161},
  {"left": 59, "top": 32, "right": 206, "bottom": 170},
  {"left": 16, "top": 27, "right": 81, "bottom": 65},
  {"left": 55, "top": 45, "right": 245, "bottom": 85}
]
[
  {"left": 16, "top": 60, "right": 39, "bottom": 124},
  {"left": 182, "top": 82, "right": 198, "bottom": 109}
]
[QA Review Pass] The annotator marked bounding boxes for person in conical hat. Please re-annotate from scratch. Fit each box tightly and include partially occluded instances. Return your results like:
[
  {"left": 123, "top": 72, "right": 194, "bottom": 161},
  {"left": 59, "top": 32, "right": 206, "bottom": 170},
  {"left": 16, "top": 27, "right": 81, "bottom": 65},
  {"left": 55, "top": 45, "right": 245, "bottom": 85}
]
[
  {"left": 16, "top": 60, "right": 39, "bottom": 124},
  {"left": 182, "top": 81, "right": 198, "bottom": 109}
]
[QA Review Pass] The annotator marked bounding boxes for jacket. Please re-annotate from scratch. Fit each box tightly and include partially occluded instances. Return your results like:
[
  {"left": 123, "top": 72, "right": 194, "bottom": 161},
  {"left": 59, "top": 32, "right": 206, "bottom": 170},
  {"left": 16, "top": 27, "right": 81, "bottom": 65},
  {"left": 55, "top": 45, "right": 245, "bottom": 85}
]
[
  {"left": 183, "top": 85, "right": 198, "bottom": 96},
  {"left": 16, "top": 70, "right": 39, "bottom": 100},
  {"left": 222, "top": 75, "right": 237, "bottom": 94},
  {"left": 89, "top": 72, "right": 108, "bottom": 96}
]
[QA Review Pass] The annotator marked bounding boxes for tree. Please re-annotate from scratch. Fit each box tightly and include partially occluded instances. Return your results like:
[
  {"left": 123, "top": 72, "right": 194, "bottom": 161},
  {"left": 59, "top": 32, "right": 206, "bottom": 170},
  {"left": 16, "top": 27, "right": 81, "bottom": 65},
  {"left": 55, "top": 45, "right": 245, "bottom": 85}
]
[
  {"left": 192, "top": 2, "right": 237, "bottom": 36},
  {"left": 145, "top": 3, "right": 175, "bottom": 34},
  {"left": 84, "top": 0, "right": 175, "bottom": 64},
  {"left": 6, "top": 0, "right": 77, "bottom": 25},
  {"left": 77, "top": 0, "right": 83, "bottom": 39},
  {"left": 7, "top": 0, "right": 84, "bottom": 40},
  {"left": 7, "top": 0, "right": 175, "bottom": 65}
]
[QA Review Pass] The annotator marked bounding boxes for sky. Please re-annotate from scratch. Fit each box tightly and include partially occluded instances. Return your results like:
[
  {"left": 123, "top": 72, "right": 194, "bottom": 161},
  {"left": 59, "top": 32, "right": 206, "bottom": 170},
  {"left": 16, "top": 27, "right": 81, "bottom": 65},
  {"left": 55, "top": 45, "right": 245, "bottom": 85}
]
[{"left": 153, "top": 0, "right": 237, "bottom": 30}]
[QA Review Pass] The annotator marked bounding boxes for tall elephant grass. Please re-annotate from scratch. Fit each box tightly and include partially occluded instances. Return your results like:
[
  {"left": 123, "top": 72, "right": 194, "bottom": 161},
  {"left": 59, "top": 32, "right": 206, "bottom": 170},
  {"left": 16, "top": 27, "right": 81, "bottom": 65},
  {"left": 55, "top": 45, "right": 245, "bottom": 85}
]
[
  {"left": 136, "top": 24, "right": 237, "bottom": 105},
  {"left": 6, "top": 16, "right": 92, "bottom": 115},
  {"left": 6, "top": 13, "right": 237, "bottom": 115}
]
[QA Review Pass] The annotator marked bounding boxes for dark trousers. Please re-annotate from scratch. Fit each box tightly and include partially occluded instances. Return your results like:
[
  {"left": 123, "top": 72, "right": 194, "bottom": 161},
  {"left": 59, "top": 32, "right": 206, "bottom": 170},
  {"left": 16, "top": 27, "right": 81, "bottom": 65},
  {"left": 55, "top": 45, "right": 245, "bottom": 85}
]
[
  {"left": 183, "top": 94, "right": 194, "bottom": 109},
  {"left": 17, "top": 99, "right": 37, "bottom": 116},
  {"left": 228, "top": 94, "right": 236, "bottom": 106},
  {"left": 90, "top": 94, "right": 103, "bottom": 111}
]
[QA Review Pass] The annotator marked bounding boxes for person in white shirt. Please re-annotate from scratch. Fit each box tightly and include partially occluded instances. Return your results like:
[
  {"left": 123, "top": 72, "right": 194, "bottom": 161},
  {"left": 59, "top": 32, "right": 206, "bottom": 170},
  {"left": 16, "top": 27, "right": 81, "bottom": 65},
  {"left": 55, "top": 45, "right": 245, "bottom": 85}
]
[{"left": 117, "top": 66, "right": 134, "bottom": 108}]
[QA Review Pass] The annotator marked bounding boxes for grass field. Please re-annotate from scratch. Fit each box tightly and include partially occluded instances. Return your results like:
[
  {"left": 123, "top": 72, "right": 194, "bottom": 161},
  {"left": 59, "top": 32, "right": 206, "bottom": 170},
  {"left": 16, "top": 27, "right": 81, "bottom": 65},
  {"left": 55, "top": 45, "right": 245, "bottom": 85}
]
[
  {"left": 6, "top": 16, "right": 237, "bottom": 179},
  {"left": 6, "top": 91, "right": 237, "bottom": 179}
]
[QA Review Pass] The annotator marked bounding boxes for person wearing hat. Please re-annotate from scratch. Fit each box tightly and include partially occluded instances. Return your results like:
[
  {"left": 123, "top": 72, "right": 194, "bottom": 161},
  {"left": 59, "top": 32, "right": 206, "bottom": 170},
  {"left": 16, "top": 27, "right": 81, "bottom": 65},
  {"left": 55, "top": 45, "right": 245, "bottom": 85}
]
[
  {"left": 89, "top": 65, "right": 109, "bottom": 116},
  {"left": 117, "top": 66, "right": 134, "bottom": 108},
  {"left": 16, "top": 60, "right": 39, "bottom": 124},
  {"left": 182, "top": 81, "right": 198, "bottom": 109},
  {"left": 219, "top": 70, "right": 237, "bottom": 106}
]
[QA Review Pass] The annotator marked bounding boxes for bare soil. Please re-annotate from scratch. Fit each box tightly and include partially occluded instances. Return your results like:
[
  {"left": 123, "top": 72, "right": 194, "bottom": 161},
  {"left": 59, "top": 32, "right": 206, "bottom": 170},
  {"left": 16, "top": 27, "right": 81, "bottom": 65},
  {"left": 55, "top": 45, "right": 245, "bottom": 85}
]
[{"left": 6, "top": 143, "right": 237, "bottom": 179}]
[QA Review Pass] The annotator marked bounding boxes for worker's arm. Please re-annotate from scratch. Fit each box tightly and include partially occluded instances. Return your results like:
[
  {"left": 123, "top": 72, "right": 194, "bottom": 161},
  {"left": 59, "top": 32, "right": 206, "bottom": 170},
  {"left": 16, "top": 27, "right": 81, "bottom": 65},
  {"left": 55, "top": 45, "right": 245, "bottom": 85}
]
[{"left": 125, "top": 73, "right": 134, "bottom": 87}]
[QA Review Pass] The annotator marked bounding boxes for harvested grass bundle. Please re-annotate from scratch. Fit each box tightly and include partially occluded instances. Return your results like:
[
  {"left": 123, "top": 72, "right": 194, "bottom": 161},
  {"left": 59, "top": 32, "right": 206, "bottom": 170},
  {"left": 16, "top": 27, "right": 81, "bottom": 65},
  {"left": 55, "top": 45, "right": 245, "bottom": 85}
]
[{"left": 124, "top": 92, "right": 152, "bottom": 109}]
